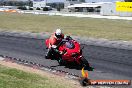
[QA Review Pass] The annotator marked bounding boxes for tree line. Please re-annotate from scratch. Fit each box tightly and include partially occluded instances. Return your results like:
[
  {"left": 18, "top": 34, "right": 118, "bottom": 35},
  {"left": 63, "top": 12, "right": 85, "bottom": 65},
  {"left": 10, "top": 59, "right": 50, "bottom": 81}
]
[{"left": 0, "top": 1, "right": 33, "bottom": 6}]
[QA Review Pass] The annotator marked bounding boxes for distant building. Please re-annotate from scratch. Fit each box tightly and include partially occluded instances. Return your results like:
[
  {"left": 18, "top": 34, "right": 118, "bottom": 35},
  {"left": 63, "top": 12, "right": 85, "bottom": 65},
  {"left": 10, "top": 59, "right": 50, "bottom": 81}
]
[
  {"left": 64, "top": 0, "right": 85, "bottom": 8},
  {"left": 33, "top": 0, "right": 46, "bottom": 8},
  {"left": 67, "top": 2, "right": 104, "bottom": 13}
]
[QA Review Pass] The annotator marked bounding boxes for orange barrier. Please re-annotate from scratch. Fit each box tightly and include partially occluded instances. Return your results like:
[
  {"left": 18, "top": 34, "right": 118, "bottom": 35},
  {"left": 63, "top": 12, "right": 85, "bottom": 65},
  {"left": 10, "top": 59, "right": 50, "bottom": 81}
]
[
  {"left": 0, "top": 9, "right": 17, "bottom": 13},
  {"left": 4, "top": 9, "right": 17, "bottom": 13}
]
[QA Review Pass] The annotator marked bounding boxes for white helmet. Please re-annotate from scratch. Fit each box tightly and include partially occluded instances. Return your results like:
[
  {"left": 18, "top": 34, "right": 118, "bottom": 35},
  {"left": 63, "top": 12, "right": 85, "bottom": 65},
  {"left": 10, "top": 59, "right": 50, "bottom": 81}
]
[
  {"left": 55, "top": 29, "right": 62, "bottom": 35},
  {"left": 55, "top": 29, "right": 62, "bottom": 38}
]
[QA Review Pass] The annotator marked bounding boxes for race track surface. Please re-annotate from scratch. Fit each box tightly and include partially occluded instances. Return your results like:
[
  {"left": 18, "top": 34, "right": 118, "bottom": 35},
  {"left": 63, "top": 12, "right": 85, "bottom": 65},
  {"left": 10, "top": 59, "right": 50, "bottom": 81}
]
[{"left": 0, "top": 35, "right": 132, "bottom": 80}]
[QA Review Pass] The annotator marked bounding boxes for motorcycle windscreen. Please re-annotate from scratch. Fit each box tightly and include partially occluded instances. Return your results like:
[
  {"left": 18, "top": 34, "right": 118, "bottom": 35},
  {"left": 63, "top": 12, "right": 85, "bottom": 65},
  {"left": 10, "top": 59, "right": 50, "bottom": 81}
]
[{"left": 65, "top": 41, "right": 75, "bottom": 49}]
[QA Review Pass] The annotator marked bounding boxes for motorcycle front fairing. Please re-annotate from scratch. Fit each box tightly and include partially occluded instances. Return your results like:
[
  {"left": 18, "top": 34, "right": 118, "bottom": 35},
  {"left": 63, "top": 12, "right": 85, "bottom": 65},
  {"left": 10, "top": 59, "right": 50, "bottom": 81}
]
[{"left": 59, "top": 40, "right": 82, "bottom": 64}]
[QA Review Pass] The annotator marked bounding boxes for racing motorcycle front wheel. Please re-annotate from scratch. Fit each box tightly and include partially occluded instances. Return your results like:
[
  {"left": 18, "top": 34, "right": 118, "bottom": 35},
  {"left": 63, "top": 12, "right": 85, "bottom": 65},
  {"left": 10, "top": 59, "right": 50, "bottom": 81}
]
[{"left": 80, "top": 57, "right": 93, "bottom": 71}]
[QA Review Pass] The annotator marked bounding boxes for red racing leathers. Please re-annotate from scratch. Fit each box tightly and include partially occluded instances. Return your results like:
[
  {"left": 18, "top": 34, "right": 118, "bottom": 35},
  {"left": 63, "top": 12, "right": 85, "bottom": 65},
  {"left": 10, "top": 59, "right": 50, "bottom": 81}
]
[
  {"left": 48, "top": 32, "right": 64, "bottom": 48},
  {"left": 45, "top": 32, "right": 64, "bottom": 59}
]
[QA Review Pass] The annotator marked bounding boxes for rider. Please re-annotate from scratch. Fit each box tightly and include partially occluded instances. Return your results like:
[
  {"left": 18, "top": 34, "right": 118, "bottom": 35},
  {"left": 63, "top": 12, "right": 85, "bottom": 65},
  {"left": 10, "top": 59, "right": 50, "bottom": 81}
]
[{"left": 45, "top": 29, "right": 64, "bottom": 59}]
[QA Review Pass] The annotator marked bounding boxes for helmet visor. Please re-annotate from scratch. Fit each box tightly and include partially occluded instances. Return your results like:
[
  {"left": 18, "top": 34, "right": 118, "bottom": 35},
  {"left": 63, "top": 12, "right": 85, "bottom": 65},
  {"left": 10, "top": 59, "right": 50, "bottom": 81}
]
[{"left": 55, "top": 33, "right": 62, "bottom": 38}]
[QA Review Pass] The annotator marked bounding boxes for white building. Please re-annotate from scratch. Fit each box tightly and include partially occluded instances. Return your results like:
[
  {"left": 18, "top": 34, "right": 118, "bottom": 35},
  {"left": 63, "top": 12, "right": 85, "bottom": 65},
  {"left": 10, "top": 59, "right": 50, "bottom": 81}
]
[
  {"left": 67, "top": 2, "right": 104, "bottom": 12},
  {"left": 100, "top": 2, "right": 116, "bottom": 15},
  {"left": 64, "top": 0, "right": 85, "bottom": 8},
  {"left": 33, "top": 0, "right": 46, "bottom": 8}
]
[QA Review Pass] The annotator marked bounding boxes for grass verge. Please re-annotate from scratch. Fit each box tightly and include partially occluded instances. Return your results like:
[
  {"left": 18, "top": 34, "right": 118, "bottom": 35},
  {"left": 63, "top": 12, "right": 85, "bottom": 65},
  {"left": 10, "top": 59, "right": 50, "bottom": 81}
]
[
  {"left": 0, "top": 64, "right": 76, "bottom": 88},
  {"left": 0, "top": 12, "right": 132, "bottom": 41}
]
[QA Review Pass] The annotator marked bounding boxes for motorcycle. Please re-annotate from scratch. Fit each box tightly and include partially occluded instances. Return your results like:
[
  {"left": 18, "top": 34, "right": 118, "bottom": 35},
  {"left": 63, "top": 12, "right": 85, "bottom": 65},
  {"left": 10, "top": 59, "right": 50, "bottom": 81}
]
[{"left": 45, "top": 36, "right": 90, "bottom": 68}]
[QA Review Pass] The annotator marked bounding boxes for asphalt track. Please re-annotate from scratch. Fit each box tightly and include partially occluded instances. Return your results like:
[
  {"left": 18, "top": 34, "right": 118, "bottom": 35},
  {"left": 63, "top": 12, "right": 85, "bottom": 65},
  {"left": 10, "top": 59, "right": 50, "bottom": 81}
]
[{"left": 0, "top": 35, "right": 132, "bottom": 80}]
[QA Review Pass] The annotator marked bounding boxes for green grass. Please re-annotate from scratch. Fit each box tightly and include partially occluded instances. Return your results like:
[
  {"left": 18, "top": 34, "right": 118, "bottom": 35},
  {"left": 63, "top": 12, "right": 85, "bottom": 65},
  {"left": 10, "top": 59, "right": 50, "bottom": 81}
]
[
  {"left": 0, "top": 65, "right": 70, "bottom": 88},
  {"left": 0, "top": 12, "right": 132, "bottom": 41}
]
